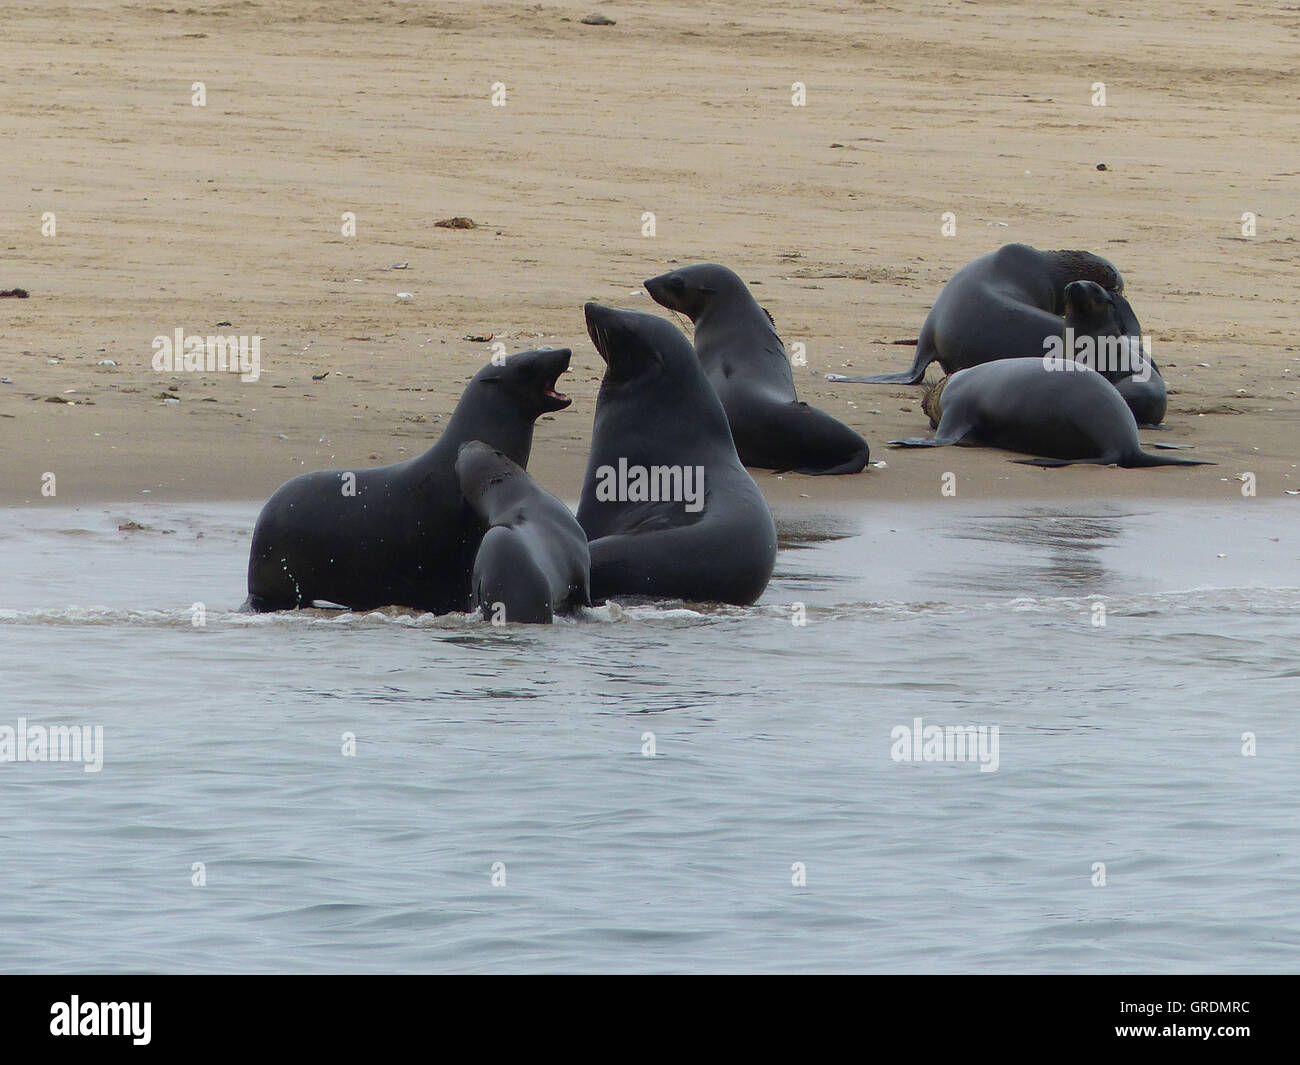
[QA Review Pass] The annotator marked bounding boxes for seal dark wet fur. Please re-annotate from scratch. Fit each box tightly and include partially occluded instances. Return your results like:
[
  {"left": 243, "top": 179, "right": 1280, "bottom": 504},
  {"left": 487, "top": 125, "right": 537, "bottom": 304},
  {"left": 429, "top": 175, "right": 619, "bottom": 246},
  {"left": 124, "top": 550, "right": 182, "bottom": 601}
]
[
  {"left": 889, "top": 358, "right": 1211, "bottom": 468},
  {"left": 576, "top": 303, "right": 777, "bottom": 605},
  {"left": 1059, "top": 280, "right": 1167, "bottom": 427},
  {"left": 828, "top": 243, "right": 1131, "bottom": 384},
  {"left": 644, "top": 263, "right": 870, "bottom": 475},
  {"left": 244, "top": 347, "right": 572, "bottom": 612},
  {"left": 456, "top": 440, "right": 590, "bottom": 624}
]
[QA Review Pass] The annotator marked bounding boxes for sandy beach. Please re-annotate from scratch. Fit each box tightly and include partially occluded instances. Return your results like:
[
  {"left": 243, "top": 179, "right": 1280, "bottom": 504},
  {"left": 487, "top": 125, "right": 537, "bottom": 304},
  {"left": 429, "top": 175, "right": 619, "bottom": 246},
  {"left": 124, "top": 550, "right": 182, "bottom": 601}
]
[{"left": 1, "top": 0, "right": 1297, "bottom": 508}]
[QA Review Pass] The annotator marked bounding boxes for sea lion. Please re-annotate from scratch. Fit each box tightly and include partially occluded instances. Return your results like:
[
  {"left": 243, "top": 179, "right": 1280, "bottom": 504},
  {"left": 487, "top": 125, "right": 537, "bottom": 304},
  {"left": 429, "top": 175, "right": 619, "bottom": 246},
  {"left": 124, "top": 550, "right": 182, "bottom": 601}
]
[
  {"left": 576, "top": 303, "right": 777, "bottom": 604},
  {"left": 826, "top": 243, "right": 1133, "bottom": 384},
  {"left": 244, "top": 347, "right": 572, "bottom": 612},
  {"left": 643, "top": 263, "right": 870, "bottom": 475},
  {"left": 455, "top": 440, "right": 590, "bottom": 624},
  {"left": 1057, "top": 280, "right": 1167, "bottom": 427},
  {"left": 891, "top": 358, "right": 1211, "bottom": 468}
]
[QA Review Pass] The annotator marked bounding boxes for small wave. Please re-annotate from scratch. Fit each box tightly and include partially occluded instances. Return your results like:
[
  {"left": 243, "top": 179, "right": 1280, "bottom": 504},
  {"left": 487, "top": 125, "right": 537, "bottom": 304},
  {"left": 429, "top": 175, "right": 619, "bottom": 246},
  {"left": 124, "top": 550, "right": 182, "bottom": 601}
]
[
  {"left": 0, "top": 600, "right": 748, "bottom": 630},
  {"left": 998, "top": 586, "right": 1300, "bottom": 617},
  {"left": 3, "top": 584, "right": 1297, "bottom": 630}
]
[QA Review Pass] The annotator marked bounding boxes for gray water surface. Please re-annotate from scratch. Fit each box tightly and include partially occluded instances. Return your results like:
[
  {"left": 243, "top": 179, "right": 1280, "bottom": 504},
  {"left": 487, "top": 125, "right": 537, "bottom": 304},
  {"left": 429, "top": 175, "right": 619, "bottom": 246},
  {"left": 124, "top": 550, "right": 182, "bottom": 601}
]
[{"left": 0, "top": 501, "right": 1297, "bottom": 973}]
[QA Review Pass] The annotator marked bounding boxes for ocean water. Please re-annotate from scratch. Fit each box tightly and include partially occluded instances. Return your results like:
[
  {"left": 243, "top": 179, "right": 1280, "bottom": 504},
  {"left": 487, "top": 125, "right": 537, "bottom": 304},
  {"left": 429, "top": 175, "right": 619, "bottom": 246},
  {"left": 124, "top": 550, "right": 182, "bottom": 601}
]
[{"left": 0, "top": 500, "right": 1297, "bottom": 973}]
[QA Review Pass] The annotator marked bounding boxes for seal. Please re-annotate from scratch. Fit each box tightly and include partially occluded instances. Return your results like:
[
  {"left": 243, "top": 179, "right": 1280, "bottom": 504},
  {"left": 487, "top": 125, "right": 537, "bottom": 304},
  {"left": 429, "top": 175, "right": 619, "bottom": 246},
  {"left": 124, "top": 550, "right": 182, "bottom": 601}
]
[
  {"left": 244, "top": 347, "right": 573, "bottom": 612},
  {"left": 826, "top": 243, "right": 1132, "bottom": 384},
  {"left": 576, "top": 303, "right": 777, "bottom": 604},
  {"left": 643, "top": 263, "right": 870, "bottom": 475},
  {"left": 455, "top": 440, "right": 590, "bottom": 624},
  {"left": 891, "top": 358, "right": 1211, "bottom": 468},
  {"left": 1057, "top": 280, "right": 1167, "bottom": 427}
]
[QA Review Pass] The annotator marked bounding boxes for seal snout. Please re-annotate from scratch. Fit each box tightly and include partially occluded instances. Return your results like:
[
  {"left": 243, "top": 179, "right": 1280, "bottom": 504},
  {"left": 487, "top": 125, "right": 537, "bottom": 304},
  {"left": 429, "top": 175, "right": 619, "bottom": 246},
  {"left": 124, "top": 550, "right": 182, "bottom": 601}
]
[
  {"left": 533, "top": 347, "right": 573, "bottom": 410},
  {"left": 1063, "top": 279, "right": 1112, "bottom": 319},
  {"left": 584, "top": 301, "right": 614, "bottom": 364},
  {"left": 642, "top": 275, "right": 667, "bottom": 303},
  {"left": 643, "top": 271, "right": 687, "bottom": 313},
  {"left": 455, "top": 440, "right": 517, "bottom": 505},
  {"left": 455, "top": 439, "right": 496, "bottom": 473}
]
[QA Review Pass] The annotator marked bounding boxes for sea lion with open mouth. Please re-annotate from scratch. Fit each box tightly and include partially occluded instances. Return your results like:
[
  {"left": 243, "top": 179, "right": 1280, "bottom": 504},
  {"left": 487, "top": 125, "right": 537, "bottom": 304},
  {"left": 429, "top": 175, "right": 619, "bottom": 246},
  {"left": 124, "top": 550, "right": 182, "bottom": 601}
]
[{"left": 245, "top": 347, "right": 573, "bottom": 612}]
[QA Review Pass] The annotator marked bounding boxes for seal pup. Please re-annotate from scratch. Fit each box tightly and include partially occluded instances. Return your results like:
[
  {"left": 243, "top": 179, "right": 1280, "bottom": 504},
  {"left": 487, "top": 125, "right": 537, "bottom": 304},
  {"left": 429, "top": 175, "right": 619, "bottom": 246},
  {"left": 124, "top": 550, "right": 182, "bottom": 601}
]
[
  {"left": 826, "top": 243, "right": 1132, "bottom": 384},
  {"left": 455, "top": 440, "right": 590, "bottom": 624},
  {"left": 245, "top": 347, "right": 572, "bottom": 612},
  {"left": 890, "top": 358, "right": 1211, "bottom": 468},
  {"left": 644, "top": 263, "right": 870, "bottom": 475},
  {"left": 577, "top": 303, "right": 777, "bottom": 605}
]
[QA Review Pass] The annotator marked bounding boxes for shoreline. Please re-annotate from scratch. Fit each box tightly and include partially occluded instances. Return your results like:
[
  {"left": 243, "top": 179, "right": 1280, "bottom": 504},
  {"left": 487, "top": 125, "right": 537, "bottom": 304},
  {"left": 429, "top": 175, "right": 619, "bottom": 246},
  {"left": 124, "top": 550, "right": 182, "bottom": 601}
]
[{"left": 0, "top": 377, "right": 1291, "bottom": 510}]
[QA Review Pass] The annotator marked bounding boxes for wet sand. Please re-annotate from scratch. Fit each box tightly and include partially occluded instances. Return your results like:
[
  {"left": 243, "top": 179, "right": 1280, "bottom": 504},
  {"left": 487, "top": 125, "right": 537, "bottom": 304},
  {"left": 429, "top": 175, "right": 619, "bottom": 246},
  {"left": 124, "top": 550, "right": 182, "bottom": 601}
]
[{"left": 1, "top": 0, "right": 1297, "bottom": 508}]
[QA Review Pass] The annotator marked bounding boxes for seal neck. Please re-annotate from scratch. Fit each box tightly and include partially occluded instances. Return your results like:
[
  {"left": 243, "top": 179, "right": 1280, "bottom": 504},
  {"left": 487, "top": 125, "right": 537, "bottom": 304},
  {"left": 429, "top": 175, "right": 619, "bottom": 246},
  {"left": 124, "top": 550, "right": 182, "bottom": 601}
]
[
  {"left": 1044, "top": 250, "right": 1122, "bottom": 308},
  {"left": 437, "top": 385, "right": 535, "bottom": 470}
]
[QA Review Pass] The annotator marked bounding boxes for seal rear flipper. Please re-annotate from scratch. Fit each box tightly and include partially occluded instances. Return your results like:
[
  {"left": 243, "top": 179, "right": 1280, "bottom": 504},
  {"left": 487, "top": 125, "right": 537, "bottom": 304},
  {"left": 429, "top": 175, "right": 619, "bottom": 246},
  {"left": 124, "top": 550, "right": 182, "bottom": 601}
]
[
  {"left": 824, "top": 337, "right": 934, "bottom": 385},
  {"left": 1011, "top": 456, "right": 1115, "bottom": 468},
  {"left": 1120, "top": 451, "right": 1216, "bottom": 468},
  {"left": 825, "top": 365, "right": 930, "bottom": 385},
  {"left": 1145, "top": 441, "right": 1192, "bottom": 450}
]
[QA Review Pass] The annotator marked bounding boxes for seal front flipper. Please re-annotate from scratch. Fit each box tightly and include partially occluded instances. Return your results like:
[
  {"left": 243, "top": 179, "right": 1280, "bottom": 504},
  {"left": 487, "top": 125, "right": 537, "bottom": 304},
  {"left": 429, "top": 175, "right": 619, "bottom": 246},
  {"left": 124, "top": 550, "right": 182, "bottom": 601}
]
[
  {"left": 733, "top": 400, "right": 870, "bottom": 475},
  {"left": 888, "top": 425, "right": 966, "bottom": 448},
  {"left": 642, "top": 263, "right": 871, "bottom": 473},
  {"left": 586, "top": 521, "right": 772, "bottom": 606}
]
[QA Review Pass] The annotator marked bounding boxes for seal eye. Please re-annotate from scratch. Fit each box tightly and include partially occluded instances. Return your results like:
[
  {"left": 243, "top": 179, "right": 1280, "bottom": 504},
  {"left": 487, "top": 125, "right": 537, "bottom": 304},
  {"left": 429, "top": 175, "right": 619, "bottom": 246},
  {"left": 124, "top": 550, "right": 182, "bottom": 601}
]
[{"left": 669, "top": 277, "right": 685, "bottom": 293}]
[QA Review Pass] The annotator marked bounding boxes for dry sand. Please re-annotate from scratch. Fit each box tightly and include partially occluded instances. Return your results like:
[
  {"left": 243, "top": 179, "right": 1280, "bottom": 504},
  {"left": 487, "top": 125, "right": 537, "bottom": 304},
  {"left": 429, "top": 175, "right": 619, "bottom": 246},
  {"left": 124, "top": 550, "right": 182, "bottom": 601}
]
[{"left": 2, "top": 0, "right": 1297, "bottom": 509}]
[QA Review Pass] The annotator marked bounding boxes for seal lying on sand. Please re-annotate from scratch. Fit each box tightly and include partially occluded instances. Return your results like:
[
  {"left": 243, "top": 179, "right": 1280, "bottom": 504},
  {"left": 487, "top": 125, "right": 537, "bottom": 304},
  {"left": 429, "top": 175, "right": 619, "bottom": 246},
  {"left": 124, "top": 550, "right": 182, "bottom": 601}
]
[
  {"left": 577, "top": 303, "right": 777, "bottom": 604},
  {"left": 890, "top": 358, "right": 1211, "bottom": 468},
  {"left": 827, "top": 243, "right": 1132, "bottom": 384},
  {"left": 644, "top": 263, "right": 870, "bottom": 475},
  {"left": 456, "top": 441, "right": 590, "bottom": 624},
  {"left": 245, "top": 347, "right": 572, "bottom": 612}
]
